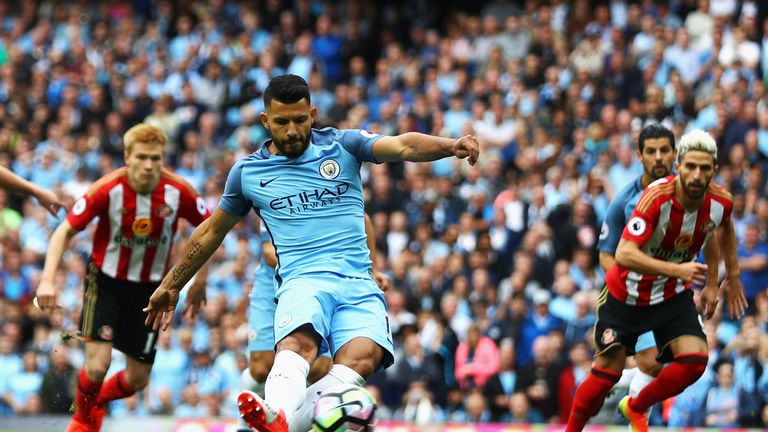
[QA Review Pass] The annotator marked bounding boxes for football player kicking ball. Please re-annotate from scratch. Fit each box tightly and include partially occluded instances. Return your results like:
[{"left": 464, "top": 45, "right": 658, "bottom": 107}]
[
  {"left": 144, "top": 74, "right": 479, "bottom": 432},
  {"left": 566, "top": 130, "right": 747, "bottom": 432},
  {"left": 238, "top": 213, "right": 390, "bottom": 432},
  {"left": 36, "top": 124, "right": 211, "bottom": 432}
]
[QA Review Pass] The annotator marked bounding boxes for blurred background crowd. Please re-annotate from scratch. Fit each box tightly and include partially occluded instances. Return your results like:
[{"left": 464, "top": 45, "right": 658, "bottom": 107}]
[{"left": 1, "top": 0, "right": 768, "bottom": 428}]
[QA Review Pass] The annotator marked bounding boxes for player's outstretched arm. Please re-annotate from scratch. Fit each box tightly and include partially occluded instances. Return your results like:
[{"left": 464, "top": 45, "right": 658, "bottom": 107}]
[
  {"left": 716, "top": 221, "right": 747, "bottom": 319},
  {"left": 144, "top": 208, "right": 242, "bottom": 331},
  {"left": 615, "top": 237, "right": 708, "bottom": 285},
  {"left": 36, "top": 220, "right": 79, "bottom": 311},
  {"left": 0, "top": 166, "right": 65, "bottom": 216},
  {"left": 372, "top": 133, "right": 479, "bottom": 165}
]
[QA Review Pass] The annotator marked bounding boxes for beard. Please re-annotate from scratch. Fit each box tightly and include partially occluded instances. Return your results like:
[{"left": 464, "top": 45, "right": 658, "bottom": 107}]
[
  {"left": 273, "top": 134, "right": 310, "bottom": 158},
  {"left": 682, "top": 179, "right": 707, "bottom": 199},
  {"left": 650, "top": 164, "right": 671, "bottom": 179}
]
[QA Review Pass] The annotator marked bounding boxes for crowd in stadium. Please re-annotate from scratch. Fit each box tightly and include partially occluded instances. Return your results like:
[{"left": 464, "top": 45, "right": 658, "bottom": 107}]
[{"left": 0, "top": 0, "right": 768, "bottom": 428}]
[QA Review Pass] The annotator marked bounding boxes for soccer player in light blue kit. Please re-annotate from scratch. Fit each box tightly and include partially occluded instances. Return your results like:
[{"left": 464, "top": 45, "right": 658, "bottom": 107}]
[
  {"left": 239, "top": 215, "right": 390, "bottom": 406},
  {"left": 597, "top": 124, "right": 745, "bottom": 424},
  {"left": 144, "top": 74, "right": 479, "bottom": 432}
]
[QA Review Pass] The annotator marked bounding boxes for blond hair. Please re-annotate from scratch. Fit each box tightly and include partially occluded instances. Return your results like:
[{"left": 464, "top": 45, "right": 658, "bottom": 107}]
[
  {"left": 123, "top": 123, "right": 168, "bottom": 155},
  {"left": 678, "top": 129, "right": 717, "bottom": 163}
]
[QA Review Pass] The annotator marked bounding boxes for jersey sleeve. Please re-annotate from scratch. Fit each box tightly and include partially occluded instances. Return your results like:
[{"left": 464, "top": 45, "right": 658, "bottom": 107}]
[
  {"left": 620, "top": 189, "right": 661, "bottom": 248},
  {"left": 178, "top": 185, "right": 211, "bottom": 227},
  {"left": 218, "top": 159, "right": 252, "bottom": 217},
  {"left": 597, "top": 196, "right": 626, "bottom": 255},
  {"left": 336, "top": 129, "right": 383, "bottom": 163},
  {"left": 66, "top": 188, "right": 107, "bottom": 231}
]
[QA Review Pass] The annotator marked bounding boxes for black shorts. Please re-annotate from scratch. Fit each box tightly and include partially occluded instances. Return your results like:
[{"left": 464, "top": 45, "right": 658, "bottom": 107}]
[
  {"left": 593, "top": 288, "right": 705, "bottom": 363},
  {"left": 80, "top": 262, "right": 160, "bottom": 363}
]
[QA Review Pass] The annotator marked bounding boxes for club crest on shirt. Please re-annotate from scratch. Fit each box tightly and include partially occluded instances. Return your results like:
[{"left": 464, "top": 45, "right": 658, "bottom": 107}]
[
  {"left": 601, "top": 328, "right": 617, "bottom": 345},
  {"left": 156, "top": 204, "right": 174, "bottom": 218},
  {"left": 99, "top": 325, "right": 113, "bottom": 341},
  {"left": 278, "top": 314, "right": 292, "bottom": 328},
  {"left": 319, "top": 159, "right": 340, "bottom": 179},
  {"left": 700, "top": 220, "right": 716, "bottom": 234},
  {"left": 674, "top": 233, "right": 694, "bottom": 249},
  {"left": 132, "top": 218, "right": 153, "bottom": 237}
]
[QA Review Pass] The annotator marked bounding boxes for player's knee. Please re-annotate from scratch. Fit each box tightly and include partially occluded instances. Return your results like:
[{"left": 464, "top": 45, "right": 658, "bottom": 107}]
[
  {"left": 85, "top": 366, "right": 108, "bottom": 383},
  {"left": 335, "top": 340, "right": 383, "bottom": 379},
  {"left": 636, "top": 350, "right": 662, "bottom": 377},
  {"left": 276, "top": 326, "right": 321, "bottom": 365},
  {"left": 124, "top": 369, "right": 151, "bottom": 390},
  {"left": 85, "top": 361, "right": 110, "bottom": 382},
  {"left": 250, "top": 359, "right": 272, "bottom": 382}
]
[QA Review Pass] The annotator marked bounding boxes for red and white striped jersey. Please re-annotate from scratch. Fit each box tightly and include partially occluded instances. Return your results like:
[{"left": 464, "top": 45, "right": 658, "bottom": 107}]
[
  {"left": 606, "top": 176, "right": 732, "bottom": 306},
  {"left": 67, "top": 168, "right": 211, "bottom": 283}
]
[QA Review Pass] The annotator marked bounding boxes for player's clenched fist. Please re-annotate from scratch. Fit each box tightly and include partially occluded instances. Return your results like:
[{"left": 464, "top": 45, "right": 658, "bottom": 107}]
[{"left": 451, "top": 135, "right": 480, "bottom": 166}]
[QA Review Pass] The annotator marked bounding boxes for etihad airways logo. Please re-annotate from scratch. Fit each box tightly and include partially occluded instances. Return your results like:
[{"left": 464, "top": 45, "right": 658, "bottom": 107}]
[{"left": 269, "top": 182, "right": 350, "bottom": 214}]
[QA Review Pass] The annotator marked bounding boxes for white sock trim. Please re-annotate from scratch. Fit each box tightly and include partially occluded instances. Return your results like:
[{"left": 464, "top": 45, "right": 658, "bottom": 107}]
[
  {"left": 629, "top": 369, "right": 656, "bottom": 398},
  {"left": 328, "top": 364, "right": 365, "bottom": 387}
]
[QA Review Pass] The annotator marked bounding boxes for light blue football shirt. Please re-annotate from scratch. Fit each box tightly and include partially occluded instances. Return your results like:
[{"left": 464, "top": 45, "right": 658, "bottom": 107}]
[
  {"left": 219, "top": 127, "right": 382, "bottom": 285},
  {"left": 597, "top": 176, "right": 644, "bottom": 255}
]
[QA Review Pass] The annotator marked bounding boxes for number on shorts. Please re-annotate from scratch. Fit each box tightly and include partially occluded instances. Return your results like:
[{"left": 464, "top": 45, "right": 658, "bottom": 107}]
[{"left": 143, "top": 332, "right": 157, "bottom": 354}]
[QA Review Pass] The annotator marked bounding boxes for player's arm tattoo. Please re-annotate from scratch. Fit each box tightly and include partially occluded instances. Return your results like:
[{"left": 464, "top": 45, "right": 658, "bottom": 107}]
[
  {"left": 171, "top": 263, "right": 191, "bottom": 285},
  {"left": 186, "top": 241, "right": 203, "bottom": 260}
]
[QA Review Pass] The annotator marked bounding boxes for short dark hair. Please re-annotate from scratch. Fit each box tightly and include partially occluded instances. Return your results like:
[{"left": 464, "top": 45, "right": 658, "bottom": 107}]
[
  {"left": 638, "top": 123, "right": 675, "bottom": 153},
  {"left": 263, "top": 74, "right": 311, "bottom": 108}
]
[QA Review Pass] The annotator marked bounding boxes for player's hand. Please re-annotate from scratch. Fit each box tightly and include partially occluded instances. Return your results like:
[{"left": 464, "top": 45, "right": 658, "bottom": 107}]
[
  {"left": 143, "top": 285, "right": 180, "bottom": 331},
  {"left": 34, "top": 280, "right": 62, "bottom": 312},
  {"left": 183, "top": 280, "right": 207, "bottom": 321},
  {"left": 373, "top": 271, "right": 391, "bottom": 292},
  {"left": 700, "top": 286, "right": 719, "bottom": 320},
  {"left": 676, "top": 262, "right": 708, "bottom": 286},
  {"left": 34, "top": 187, "right": 65, "bottom": 217},
  {"left": 452, "top": 135, "right": 480, "bottom": 166},
  {"left": 719, "top": 275, "right": 747, "bottom": 319}
]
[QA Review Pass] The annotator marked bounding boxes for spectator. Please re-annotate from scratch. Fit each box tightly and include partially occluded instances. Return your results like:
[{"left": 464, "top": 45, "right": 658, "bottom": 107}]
[
  {"left": 39, "top": 345, "right": 76, "bottom": 414},
  {"left": 455, "top": 324, "right": 500, "bottom": 391},
  {"left": 3, "top": 351, "right": 42, "bottom": 415},
  {"left": 705, "top": 360, "right": 740, "bottom": 427},
  {"left": 515, "top": 335, "right": 561, "bottom": 422},
  {"left": 482, "top": 338, "right": 517, "bottom": 422},
  {"left": 738, "top": 224, "right": 768, "bottom": 309}
]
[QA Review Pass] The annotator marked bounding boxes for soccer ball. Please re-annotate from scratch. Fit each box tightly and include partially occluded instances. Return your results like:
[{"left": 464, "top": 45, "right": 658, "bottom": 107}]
[{"left": 311, "top": 384, "right": 377, "bottom": 432}]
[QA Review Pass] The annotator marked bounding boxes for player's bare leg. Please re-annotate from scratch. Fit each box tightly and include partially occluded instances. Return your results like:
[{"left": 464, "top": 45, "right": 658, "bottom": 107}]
[
  {"left": 66, "top": 341, "right": 112, "bottom": 432},
  {"left": 308, "top": 355, "right": 333, "bottom": 383}
]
